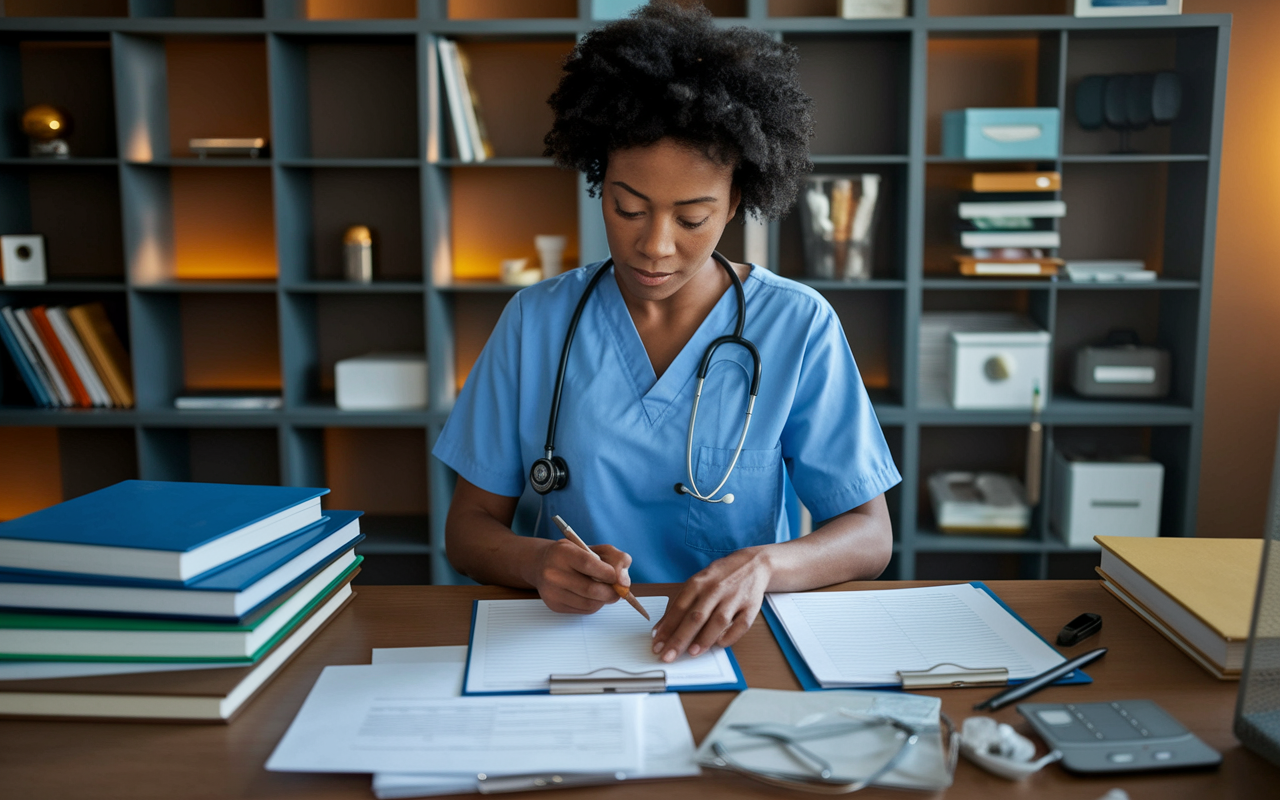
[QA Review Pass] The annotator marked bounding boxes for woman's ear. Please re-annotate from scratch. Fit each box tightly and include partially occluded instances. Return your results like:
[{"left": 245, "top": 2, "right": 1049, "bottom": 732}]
[{"left": 727, "top": 184, "right": 742, "bottom": 221}]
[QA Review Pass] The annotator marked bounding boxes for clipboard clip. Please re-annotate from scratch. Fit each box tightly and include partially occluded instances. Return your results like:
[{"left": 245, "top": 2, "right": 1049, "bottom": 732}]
[
  {"left": 548, "top": 667, "right": 666, "bottom": 694},
  {"left": 477, "top": 771, "right": 628, "bottom": 793},
  {"left": 898, "top": 663, "right": 1009, "bottom": 689}
]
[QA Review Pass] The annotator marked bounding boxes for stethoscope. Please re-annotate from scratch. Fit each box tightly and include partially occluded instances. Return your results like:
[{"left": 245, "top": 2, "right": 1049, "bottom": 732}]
[{"left": 528, "top": 251, "right": 761, "bottom": 505}]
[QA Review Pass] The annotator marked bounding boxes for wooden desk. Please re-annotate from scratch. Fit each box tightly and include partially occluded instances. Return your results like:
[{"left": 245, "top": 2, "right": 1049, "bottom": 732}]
[{"left": 0, "top": 581, "right": 1274, "bottom": 799}]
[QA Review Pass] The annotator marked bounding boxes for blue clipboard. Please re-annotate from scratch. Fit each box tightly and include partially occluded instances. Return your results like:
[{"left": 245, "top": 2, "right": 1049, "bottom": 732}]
[
  {"left": 762, "top": 581, "right": 1092, "bottom": 691},
  {"left": 461, "top": 599, "right": 748, "bottom": 696}
]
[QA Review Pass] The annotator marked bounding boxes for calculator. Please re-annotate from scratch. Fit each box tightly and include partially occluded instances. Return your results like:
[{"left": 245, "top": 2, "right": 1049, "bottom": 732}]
[{"left": 1018, "top": 700, "right": 1222, "bottom": 773}]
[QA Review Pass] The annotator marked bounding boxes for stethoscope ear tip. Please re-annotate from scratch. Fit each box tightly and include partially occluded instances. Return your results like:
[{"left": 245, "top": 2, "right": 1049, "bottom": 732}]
[
  {"left": 674, "top": 483, "right": 688, "bottom": 495},
  {"left": 722, "top": 493, "right": 734, "bottom": 504}
]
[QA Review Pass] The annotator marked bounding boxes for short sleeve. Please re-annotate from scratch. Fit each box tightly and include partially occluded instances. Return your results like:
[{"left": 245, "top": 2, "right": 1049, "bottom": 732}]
[
  {"left": 432, "top": 294, "right": 527, "bottom": 498},
  {"left": 781, "top": 306, "right": 901, "bottom": 522}
]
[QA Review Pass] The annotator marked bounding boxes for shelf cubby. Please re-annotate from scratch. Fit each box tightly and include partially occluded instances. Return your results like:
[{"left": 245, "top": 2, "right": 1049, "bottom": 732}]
[
  {"left": 138, "top": 426, "right": 280, "bottom": 484},
  {"left": 1, "top": 0, "right": 126, "bottom": 17},
  {"left": 271, "top": 35, "right": 419, "bottom": 161},
  {"left": 163, "top": 37, "right": 270, "bottom": 160},
  {"left": 447, "top": 0, "right": 575, "bottom": 19},
  {"left": 132, "top": 1, "right": 265, "bottom": 18},
  {"left": 0, "top": 38, "right": 117, "bottom": 160},
  {"left": 276, "top": 166, "right": 423, "bottom": 284},
  {"left": 824, "top": 289, "right": 904, "bottom": 407},
  {"left": 788, "top": 34, "right": 910, "bottom": 157},
  {"left": 450, "top": 292, "right": 506, "bottom": 395},
  {"left": 0, "top": 428, "right": 75, "bottom": 522},
  {"left": 0, "top": 164, "right": 125, "bottom": 282},
  {"left": 303, "top": 0, "right": 414, "bottom": 20},
  {"left": 777, "top": 163, "right": 905, "bottom": 280}
]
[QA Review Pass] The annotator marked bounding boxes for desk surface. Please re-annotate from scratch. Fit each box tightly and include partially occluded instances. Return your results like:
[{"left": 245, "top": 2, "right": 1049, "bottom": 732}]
[{"left": 0, "top": 580, "right": 1274, "bottom": 799}]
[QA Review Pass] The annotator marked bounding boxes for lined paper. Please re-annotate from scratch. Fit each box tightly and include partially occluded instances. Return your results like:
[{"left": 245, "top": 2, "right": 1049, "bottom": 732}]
[
  {"left": 465, "top": 597, "right": 739, "bottom": 694},
  {"left": 767, "top": 584, "right": 1065, "bottom": 687}
]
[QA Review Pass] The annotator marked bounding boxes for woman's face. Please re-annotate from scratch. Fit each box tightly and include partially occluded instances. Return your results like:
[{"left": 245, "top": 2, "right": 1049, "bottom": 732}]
[{"left": 602, "top": 138, "right": 740, "bottom": 303}]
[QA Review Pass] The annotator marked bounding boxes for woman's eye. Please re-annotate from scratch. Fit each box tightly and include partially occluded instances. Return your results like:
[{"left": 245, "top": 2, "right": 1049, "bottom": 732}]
[
  {"left": 679, "top": 217, "right": 709, "bottom": 230},
  {"left": 615, "top": 205, "right": 643, "bottom": 219}
]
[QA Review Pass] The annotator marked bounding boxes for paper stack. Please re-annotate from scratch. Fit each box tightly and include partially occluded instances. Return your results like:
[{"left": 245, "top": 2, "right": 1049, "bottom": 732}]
[
  {"left": 0, "top": 480, "right": 364, "bottom": 721},
  {"left": 954, "top": 171, "right": 1065, "bottom": 278}
]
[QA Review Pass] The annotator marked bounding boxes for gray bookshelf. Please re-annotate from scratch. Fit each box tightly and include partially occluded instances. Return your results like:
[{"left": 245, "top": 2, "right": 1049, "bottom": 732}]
[{"left": 0, "top": 0, "right": 1229, "bottom": 585}]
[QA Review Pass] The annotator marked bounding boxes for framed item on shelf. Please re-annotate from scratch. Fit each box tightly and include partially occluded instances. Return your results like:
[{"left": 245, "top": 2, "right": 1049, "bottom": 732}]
[{"left": 1073, "top": 0, "right": 1181, "bottom": 16}]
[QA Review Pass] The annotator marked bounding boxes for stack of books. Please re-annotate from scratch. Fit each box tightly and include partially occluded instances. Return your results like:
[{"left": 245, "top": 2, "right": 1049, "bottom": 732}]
[
  {"left": 1096, "top": 535, "right": 1263, "bottom": 680},
  {"left": 0, "top": 480, "right": 364, "bottom": 721},
  {"left": 954, "top": 171, "right": 1066, "bottom": 278},
  {"left": 0, "top": 301, "right": 133, "bottom": 408},
  {"left": 437, "top": 37, "right": 494, "bottom": 163}
]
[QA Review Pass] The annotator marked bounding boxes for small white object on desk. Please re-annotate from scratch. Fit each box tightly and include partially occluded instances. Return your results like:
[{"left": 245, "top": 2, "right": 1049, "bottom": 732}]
[
  {"left": 335, "top": 353, "right": 427, "bottom": 411},
  {"left": 535, "top": 234, "right": 568, "bottom": 280},
  {"left": 0, "top": 235, "right": 46, "bottom": 285}
]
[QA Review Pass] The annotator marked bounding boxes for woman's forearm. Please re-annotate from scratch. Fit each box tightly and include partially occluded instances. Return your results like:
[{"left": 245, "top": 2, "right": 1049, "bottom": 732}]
[{"left": 758, "top": 494, "right": 893, "bottom": 593}]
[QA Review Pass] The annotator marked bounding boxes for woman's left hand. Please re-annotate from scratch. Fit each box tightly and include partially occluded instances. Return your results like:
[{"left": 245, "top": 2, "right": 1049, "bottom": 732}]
[{"left": 650, "top": 547, "right": 773, "bottom": 662}]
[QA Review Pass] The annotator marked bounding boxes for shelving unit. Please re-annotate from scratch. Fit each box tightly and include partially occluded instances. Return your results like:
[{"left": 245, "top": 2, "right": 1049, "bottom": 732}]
[{"left": 0, "top": 1, "right": 1227, "bottom": 585}]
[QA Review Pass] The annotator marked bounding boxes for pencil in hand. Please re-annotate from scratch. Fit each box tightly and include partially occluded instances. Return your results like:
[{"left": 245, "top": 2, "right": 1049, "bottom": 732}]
[{"left": 551, "top": 514, "right": 650, "bottom": 621}]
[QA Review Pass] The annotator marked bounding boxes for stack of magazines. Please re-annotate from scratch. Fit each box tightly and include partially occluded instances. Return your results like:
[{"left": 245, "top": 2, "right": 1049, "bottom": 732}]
[{"left": 0, "top": 480, "right": 363, "bottom": 721}]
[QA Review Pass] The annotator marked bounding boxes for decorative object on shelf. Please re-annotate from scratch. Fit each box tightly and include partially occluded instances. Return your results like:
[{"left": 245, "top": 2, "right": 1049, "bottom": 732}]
[
  {"left": 799, "top": 174, "right": 880, "bottom": 281},
  {"left": 1075, "top": 72, "right": 1182, "bottom": 153},
  {"left": 1051, "top": 451, "right": 1164, "bottom": 548},
  {"left": 1065, "top": 260, "right": 1156, "bottom": 282},
  {"left": 1073, "top": 0, "right": 1181, "bottom": 17},
  {"left": 1072, "top": 329, "right": 1171, "bottom": 399},
  {"left": 948, "top": 321, "right": 1051, "bottom": 410},
  {"left": 840, "top": 0, "right": 908, "bottom": 18},
  {"left": 174, "top": 390, "right": 283, "bottom": 411},
  {"left": 929, "top": 472, "right": 1030, "bottom": 535},
  {"left": 188, "top": 137, "right": 268, "bottom": 158},
  {"left": 942, "top": 108, "right": 1060, "bottom": 160},
  {"left": 500, "top": 258, "right": 539, "bottom": 286},
  {"left": 966, "top": 171, "right": 1060, "bottom": 193},
  {"left": 535, "top": 235, "right": 568, "bottom": 281},
  {"left": 334, "top": 353, "right": 427, "bottom": 411},
  {"left": 1234, "top": 412, "right": 1280, "bottom": 766},
  {"left": 0, "top": 235, "right": 46, "bottom": 285},
  {"left": 343, "top": 225, "right": 374, "bottom": 283},
  {"left": 21, "top": 105, "right": 72, "bottom": 159}
]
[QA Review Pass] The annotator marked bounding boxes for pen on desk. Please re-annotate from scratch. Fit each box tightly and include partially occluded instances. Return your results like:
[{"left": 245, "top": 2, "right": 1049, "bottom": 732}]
[
  {"left": 551, "top": 514, "right": 650, "bottom": 621},
  {"left": 973, "top": 647, "right": 1107, "bottom": 712}
]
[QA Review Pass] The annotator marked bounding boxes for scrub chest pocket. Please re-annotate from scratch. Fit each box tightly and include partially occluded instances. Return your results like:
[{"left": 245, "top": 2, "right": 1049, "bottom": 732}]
[{"left": 684, "top": 443, "right": 783, "bottom": 554}]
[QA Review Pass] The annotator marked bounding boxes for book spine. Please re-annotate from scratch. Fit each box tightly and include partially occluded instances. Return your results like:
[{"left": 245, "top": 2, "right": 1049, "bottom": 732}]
[
  {"left": 70, "top": 303, "right": 134, "bottom": 408},
  {"left": 454, "top": 43, "right": 493, "bottom": 161},
  {"left": 28, "top": 306, "right": 92, "bottom": 408},
  {"left": 970, "top": 172, "right": 1061, "bottom": 192},
  {"left": 0, "top": 307, "right": 53, "bottom": 407},
  {"left": 2, "top": 307, "right": 59, "bottom": 407},
  {"left": 14, "top": 309, "right": 73, "bottom": 406},
  {"left": 66, "top": 306, "right": 125, "bottom": 407},
  {"left": 437, "top": 39, "right": 474, "bottom": 162},
  {"left": 47, "top": 307, "right": 112, "bottom": 408},
  {"left": 961, "top": 231, "right": 1061, "bottom": 249},
  {"left": 957, "top": 201, "right": 1067, "bottom": 219}
]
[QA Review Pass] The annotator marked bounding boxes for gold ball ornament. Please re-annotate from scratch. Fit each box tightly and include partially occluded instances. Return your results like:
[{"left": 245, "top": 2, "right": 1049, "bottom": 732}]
[{"left": 22, "top": 105, "right": 72, "bottom": 142}]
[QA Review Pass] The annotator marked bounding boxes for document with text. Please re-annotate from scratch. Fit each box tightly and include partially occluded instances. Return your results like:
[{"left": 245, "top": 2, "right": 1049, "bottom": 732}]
[
  {"left": 464, "top": 597, "right": 742, "bottom": 694},
  {"left": 766, "top": 583, "right": 1066, "bottom": 688},
  {"left": 266, "top": 662, "right": 643, "bottom": 775}
]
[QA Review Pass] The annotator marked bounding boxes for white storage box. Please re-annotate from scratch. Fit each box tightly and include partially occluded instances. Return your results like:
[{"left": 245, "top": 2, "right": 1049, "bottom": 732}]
[
  {"left": 1051, "top": 451, "right": 1164, "bottom": 548},
  {"left": 947, "top": 322, "right": 1050, "bottom": 409},
  {"left": 335, "top": 353, "right": 427, "bottom": 411}
]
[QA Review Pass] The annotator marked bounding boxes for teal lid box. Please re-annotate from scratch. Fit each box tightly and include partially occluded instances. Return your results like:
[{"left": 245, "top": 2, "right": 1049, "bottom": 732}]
[{"left": 942, "top": 108, "right": 1061, "bottom": 160}]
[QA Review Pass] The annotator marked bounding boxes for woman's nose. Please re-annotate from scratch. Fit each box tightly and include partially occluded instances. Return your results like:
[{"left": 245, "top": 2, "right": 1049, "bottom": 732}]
[{"left": 637, "top": 216, "right": 678, "bottom": 262}]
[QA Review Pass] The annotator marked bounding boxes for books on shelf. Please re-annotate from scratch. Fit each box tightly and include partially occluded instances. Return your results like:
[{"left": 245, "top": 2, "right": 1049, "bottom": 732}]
[
  {"left": 955, "top": 178, "right": 1064, "bottom": 278},
  {"left": 437, "top": 38, "right": 493, "bottom": 163},
  {"left": 0, "top": 511, "right": 363, "bottom": 622},
  {"left": 967, "top": 171, "right": 1061, "bottom": 193},
  {"left": 1096, "top": 535, "right": 1264, "bottom": 679},
  {"left": 0, "top": 480, "right": 328, "bottom": 581},
  {"left": 960, "top": 230, "right": 1061, "bottom": 249},
  {"left": 955, "top": 255, "right": 1063, "bottom": 277},
  {"left": 0, "top": 302, "right": 133, "bottom": 409}
]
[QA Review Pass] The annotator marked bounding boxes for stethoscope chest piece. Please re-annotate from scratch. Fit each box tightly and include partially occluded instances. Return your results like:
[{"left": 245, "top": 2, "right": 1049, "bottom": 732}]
[{"left": 530, "top": 455, "right": 568, "bottom": 495}]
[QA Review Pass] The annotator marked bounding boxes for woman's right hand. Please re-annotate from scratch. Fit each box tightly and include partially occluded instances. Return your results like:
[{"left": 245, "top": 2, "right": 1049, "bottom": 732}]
[{"left": 529, "top": 540, "right": 633, "bottom": 614}]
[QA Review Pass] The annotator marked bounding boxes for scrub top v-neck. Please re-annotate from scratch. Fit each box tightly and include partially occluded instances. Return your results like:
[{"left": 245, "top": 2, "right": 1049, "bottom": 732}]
[{"left": 433, "top": 261, "right": 901, "bottom": 584}]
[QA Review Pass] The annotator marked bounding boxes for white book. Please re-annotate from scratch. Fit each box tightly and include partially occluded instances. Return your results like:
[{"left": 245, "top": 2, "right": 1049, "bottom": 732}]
[
  {"left": 437, "top": 39, "right": 474, "bottom": 162},
  {"left": 47, "top": 307, "right": 112, "bottom": 407},
  {"left": 958, "top": 200, "right": 1067, "bottom": 219},
  {"left": 1, "top": 306, "right": 59, "bottom": 406},
  {"left": 450, "top": 41, "right": 487, "bottom": 163},
  {"left": 13, "top": 308, "right": 73, "bottom": 406},
  {"left": 961, "top": 230, "right": 1060, "bottom": 249}
]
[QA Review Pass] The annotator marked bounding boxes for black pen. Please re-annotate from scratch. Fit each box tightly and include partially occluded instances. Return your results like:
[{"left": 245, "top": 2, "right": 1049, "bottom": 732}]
[{"left": 973, "top": 647, "right": 1107, "bottom": 711}]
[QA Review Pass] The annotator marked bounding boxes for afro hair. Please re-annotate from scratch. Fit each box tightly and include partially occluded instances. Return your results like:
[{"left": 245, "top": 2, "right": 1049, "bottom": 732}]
[{"left": 543, "top": 1, "right": 813, "bottom": 221}]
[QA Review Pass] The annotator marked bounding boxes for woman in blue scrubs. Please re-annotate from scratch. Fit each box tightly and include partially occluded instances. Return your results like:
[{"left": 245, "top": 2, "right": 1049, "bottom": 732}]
[{"left": 433, "top": 2, "right": 901, "bottom": 663}]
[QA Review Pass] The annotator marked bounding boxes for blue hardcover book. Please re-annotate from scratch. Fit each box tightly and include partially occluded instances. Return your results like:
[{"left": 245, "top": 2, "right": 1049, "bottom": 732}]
[
  {"left": 0, "top": 308, "right": 52, "bottom": 407},
  {"left": 0, "top": 480, "right": 328, "bottom": 582},
  {"left": 0, "top": 511, "right": 363, "bottom": 623}
]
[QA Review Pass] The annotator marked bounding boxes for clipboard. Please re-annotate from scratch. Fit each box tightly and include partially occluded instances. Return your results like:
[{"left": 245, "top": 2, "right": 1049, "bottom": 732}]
[
  {"left": 461, "top": 599, "right": 748, "bottom": 696},
  {"left": 762, "top": 581, "right": 1092, "bottom": 691}
]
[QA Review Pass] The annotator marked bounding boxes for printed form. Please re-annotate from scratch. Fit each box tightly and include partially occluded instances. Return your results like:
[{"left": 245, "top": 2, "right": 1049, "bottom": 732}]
[
  {"left": 465, "top": 596, "right": 739, "bottom": 694},
  {"left": 767, "top": 583, "right": 1066, "bottom": 687}
]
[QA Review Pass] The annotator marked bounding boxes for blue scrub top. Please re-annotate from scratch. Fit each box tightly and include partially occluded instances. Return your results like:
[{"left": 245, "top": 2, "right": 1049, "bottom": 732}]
[{"left": 433, "top": 262, "right": 901, "bottom": 583}]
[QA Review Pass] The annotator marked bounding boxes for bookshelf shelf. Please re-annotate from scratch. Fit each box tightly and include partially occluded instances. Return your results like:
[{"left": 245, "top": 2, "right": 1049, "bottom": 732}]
[{"left": 0, "top": 3, "right": 1229, "bottom": 586}]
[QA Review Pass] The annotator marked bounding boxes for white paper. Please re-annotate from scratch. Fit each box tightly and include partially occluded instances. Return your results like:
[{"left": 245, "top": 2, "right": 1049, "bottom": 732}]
[
  {"left": 370, "top": 646, "right": 699, "bottom": 799},
  {"left": 266, "top": 662, "right": 643, "bottom": 775},
  {"left": 466, "top": 597, "right": 737, "bottom": 694},
  {"left": 767, "top": 584, "right": 1065, "bottom": 687}
]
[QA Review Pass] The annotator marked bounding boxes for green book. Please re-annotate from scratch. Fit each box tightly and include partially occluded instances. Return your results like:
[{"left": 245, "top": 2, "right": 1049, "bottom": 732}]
[{"left": 0, "top": 557, "right": 360, "bottom": 662}]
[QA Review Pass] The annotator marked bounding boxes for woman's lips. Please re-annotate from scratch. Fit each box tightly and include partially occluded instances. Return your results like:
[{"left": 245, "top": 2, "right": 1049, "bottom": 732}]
[{"left": 630, "top": 266, "right": 674, "bottom": 286}]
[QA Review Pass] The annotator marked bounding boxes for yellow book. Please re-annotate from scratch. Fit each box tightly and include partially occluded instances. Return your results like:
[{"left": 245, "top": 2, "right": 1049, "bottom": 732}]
[
  {"left": 1096, "top": 536, "right": 1263, "bottom": 673},
  {"left": 66, "top": 303, "right": 134, "bottom": 409}
]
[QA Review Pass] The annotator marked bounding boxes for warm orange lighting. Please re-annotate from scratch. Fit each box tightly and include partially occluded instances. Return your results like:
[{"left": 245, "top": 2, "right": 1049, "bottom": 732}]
[
  {"left": 451, "top": 168, "right": 577, "bottom": 280},
  {"left": 48, "top": 120, "right": 60, "bottom": 130},
  {"left": 171, "top": 168, "right": 277, "bottom": 280},
  {"left": 0, "top": 428, "right": 62, "bottom": 521}
]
